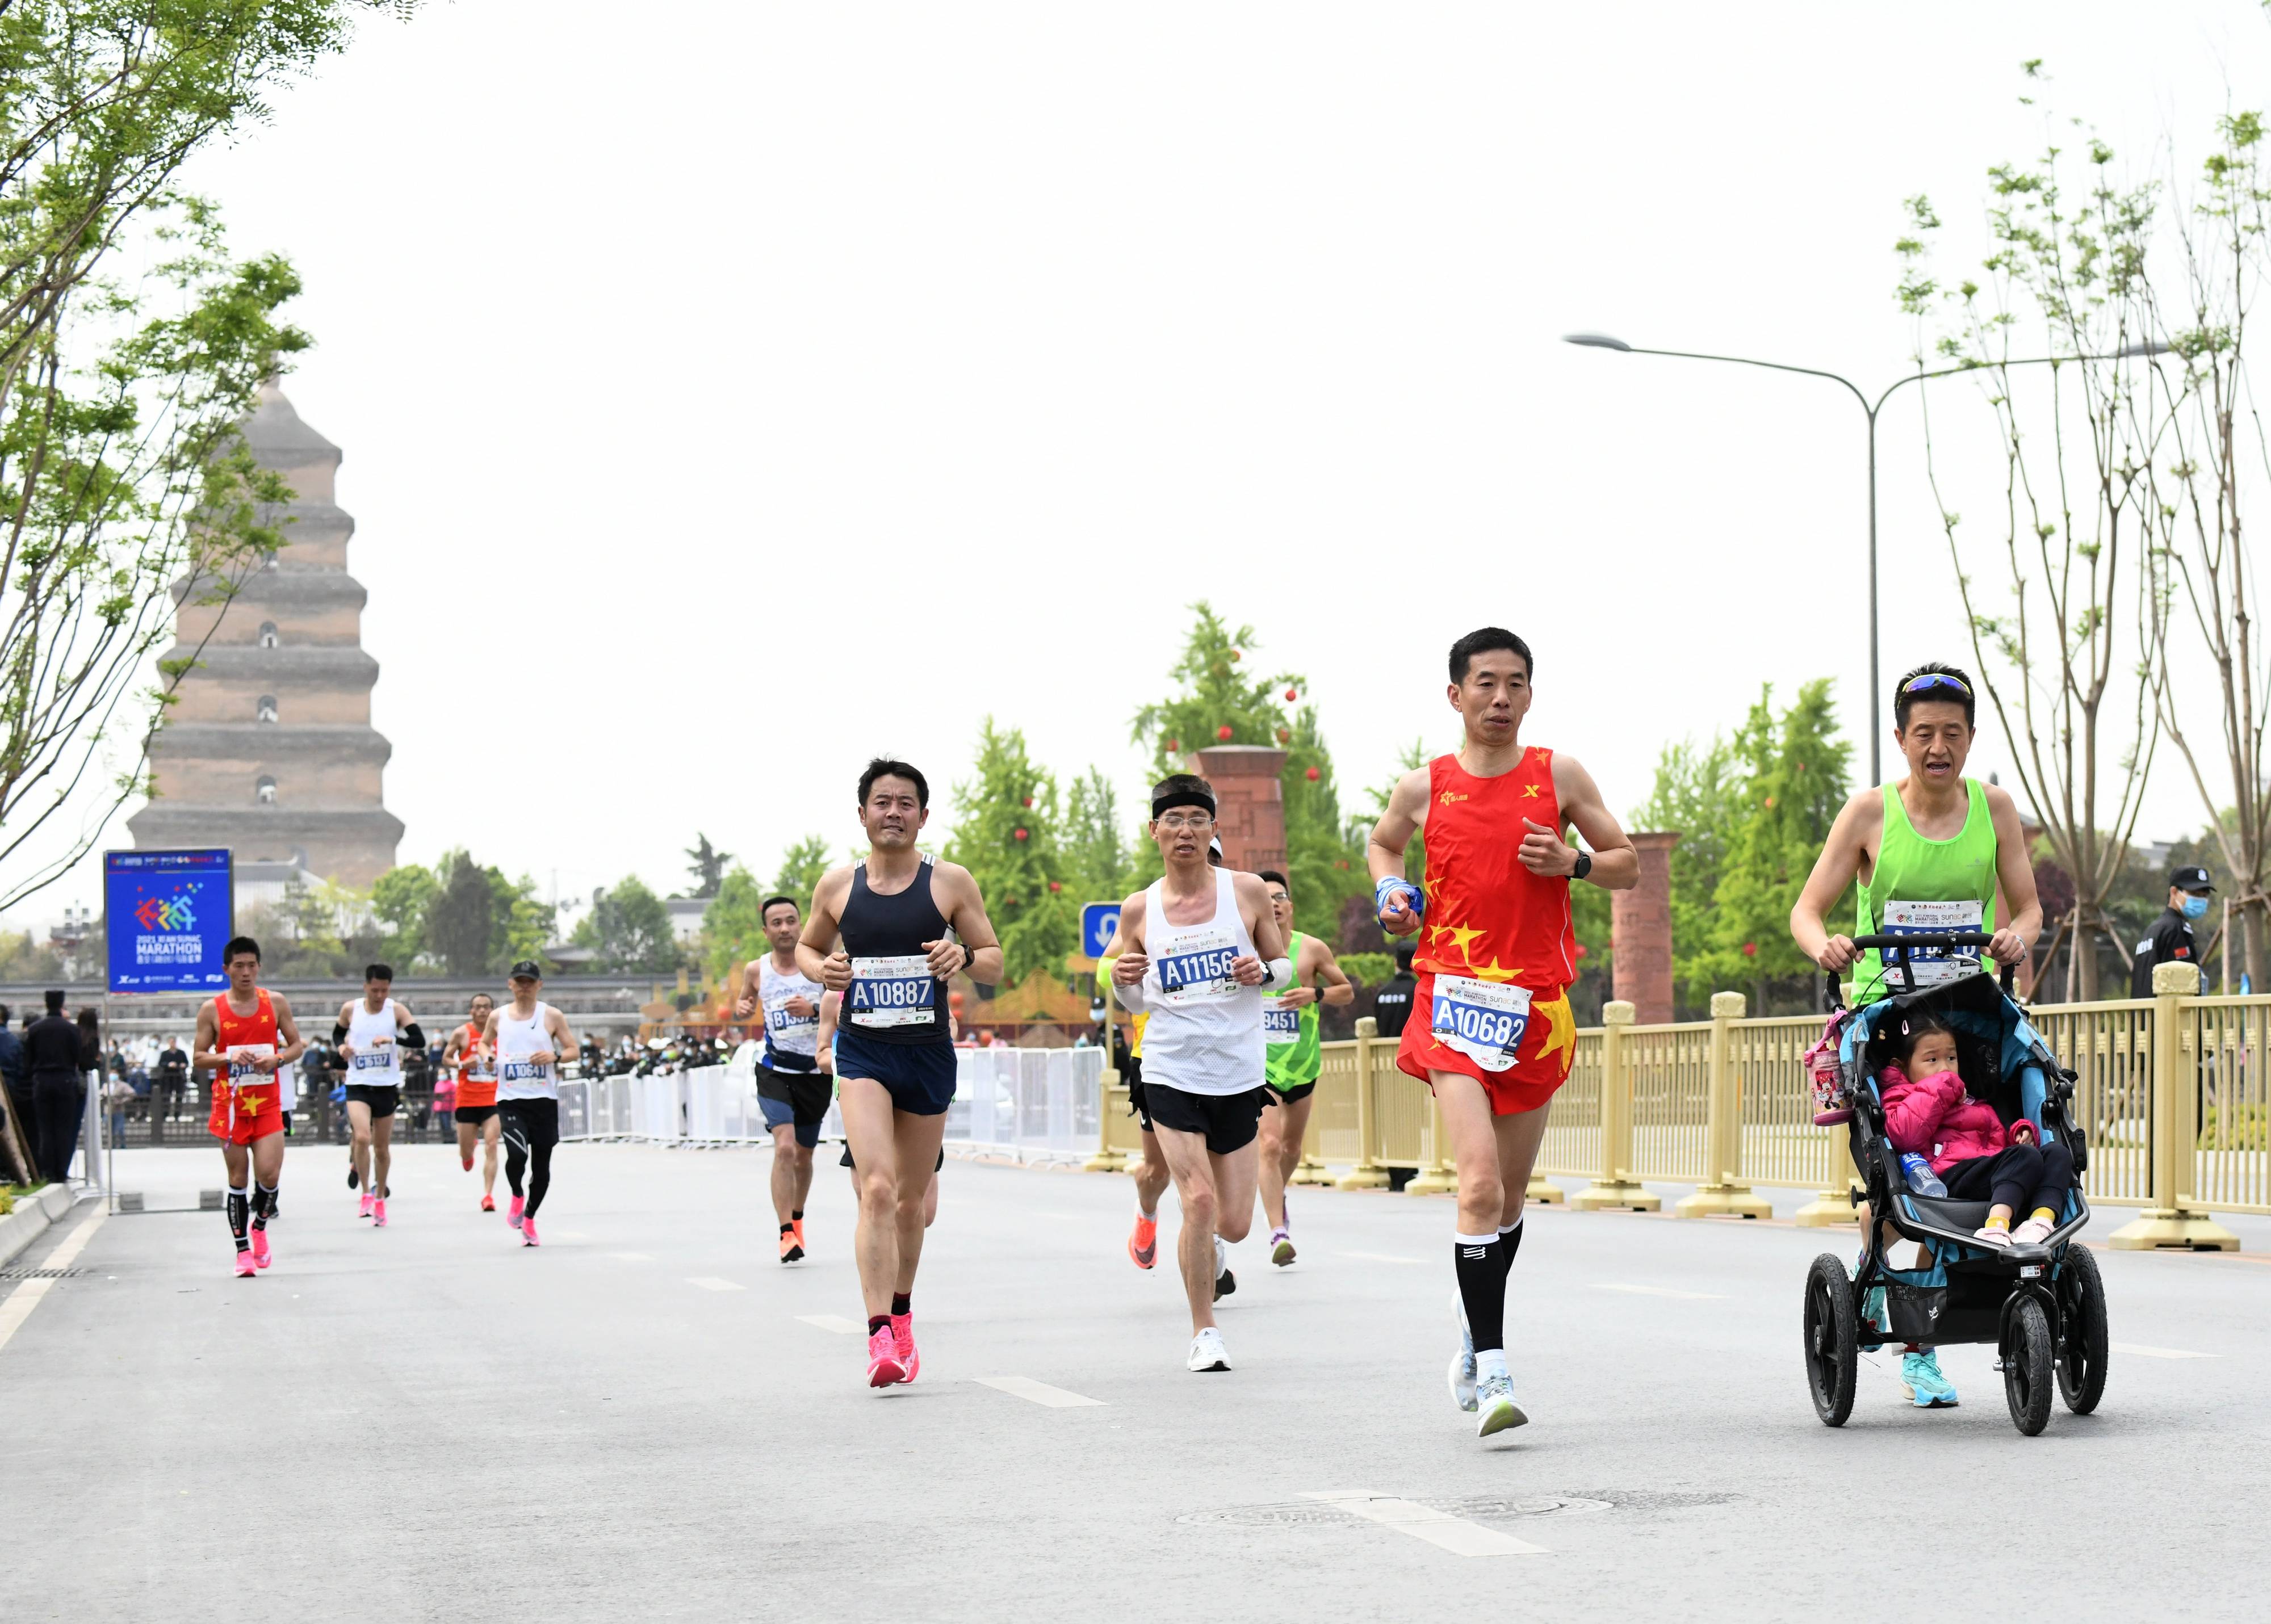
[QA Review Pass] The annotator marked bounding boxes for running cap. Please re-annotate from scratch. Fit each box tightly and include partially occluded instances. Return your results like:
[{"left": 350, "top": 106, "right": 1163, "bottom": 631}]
[
  {"left": 508, "top": 959, "right": 543, "bottom": 980},
  {"left": 1207, "top": 838, "right": 1224, "bottom": 866},
  {"left": 2171, "top": 866, "right": 2215, "bottom": 894}
]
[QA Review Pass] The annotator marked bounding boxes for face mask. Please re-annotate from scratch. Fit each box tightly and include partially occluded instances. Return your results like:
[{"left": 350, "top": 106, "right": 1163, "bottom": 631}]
[{"left": 2181, "top": 893, "right": 2210, "bottom": 921}]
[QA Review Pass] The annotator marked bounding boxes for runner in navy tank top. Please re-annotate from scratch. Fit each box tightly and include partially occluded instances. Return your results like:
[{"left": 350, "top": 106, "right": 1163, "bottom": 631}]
[{"left": 798, "top": 757, "right": 1003, "bottom": 1390}]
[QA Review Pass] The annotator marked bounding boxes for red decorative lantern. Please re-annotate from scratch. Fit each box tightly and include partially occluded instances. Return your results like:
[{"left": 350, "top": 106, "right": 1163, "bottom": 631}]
[
  {"left": 1574, "top": 943, "right": 1589, "bottom": 959},
  {"left": 949, "top": 991, "right": 966, "bottom": 1011},
  {"left": 1013, "top": 827, "right": 1029, "bottom": 841},
  {"left": 1285, "top": 687, "right": 1298, "bottom": 701},
  {"left": 1742, "top": 941, "right": 1758, "bottom": 958},
  {"left": 1305, "top": 766, "right": 1320, "bottom": 781},
  {"left": 1047, "top": 880, "right": 1062, "bottom": 893},
  {"left": 1276, "top": 727, "right": 1291, "bottom": 744},
  {"left": 1230, "top": 649, "right": 1242, "bottom": 661},
  {"left": 1216, "top": 724, "right": 1233, "bottom": 741},
  {"left": 1005, "top": 895, "right": 1019, "bottom": 907},
  {"left": 1166, "top": 737, "right": 1180, "bottom": 754},
  {"left": 1021, "top": 797, "right": 1033, "bottom": 808}
]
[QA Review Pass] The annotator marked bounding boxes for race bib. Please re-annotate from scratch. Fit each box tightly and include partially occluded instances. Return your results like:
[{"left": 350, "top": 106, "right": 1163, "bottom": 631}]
[
  {"left": 848, "top": 955, "right": 937, "bottom": 1029},
  {"left": 466, "top": 1056, "right": 496, "bottom": 1081},
  {"left": 501, "top": 1059, "right": 549, "bottom": 1082},
  {"left": 1880, "top": 899, "right": 1986, "bottom": 987},
  {"left": 1263, "top": 997, "right": 1303, "bottom": 1041},
  {"left": 1430, "top": 976, "right": 1532, "bottom": 1073},
  {"left": 227, "top": 1043, "right": 275, "bottom": 1082},
  {"left": 351, "top": 1048, "right": 394, "bottom": 1072},
  {"left": 1155, "top": 932, "right": 1239, "bottom": 1005}
]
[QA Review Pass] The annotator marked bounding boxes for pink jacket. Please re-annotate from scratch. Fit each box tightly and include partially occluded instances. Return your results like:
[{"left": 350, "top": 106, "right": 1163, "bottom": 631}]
[{"left": 1879, "top": 1066, "right": 2035, "bottom": 1173}]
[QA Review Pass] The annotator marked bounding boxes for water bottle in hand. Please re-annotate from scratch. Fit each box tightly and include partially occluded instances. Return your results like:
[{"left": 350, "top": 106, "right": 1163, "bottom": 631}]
[{"left": 1900, "top": 1152, "right": 1947, "bottom": 1198}]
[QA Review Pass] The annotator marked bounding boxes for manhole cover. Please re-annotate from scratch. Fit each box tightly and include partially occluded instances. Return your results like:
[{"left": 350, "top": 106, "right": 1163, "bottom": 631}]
[
  {"left": 1179, "top": 1496, "right": 1611, "bottom": 1528},
  {"left": 0, "top": 1268, "right": 82, "bottom": 1280}
]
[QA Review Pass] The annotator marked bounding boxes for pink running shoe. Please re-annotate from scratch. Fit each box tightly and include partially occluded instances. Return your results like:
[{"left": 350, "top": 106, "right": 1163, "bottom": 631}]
[
  {"left": 233, "top": 1248, "right": 257, "bottom": 1278},
  {"left": 508, "top": 1195, "right": 525, "bottom": 1231},
  {"left": 358, "top": 1193, "right": 374, "bottom": 1220},
  {"left": 521, "top": 1217, "right": 540, "bottom": 1248},
  {"left": 865, "top": 1324, "right": 906, "bottom": 1387},
  {"left": 250, "top": 1228, "right": 272, "bottom": 1270},
  {"left": 891, "top": 1313, "right": 920, "bottom": 1383}
]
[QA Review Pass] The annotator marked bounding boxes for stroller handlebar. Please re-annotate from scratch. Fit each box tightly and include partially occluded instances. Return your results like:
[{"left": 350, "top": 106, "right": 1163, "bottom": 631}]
[{"left": 1821, "top": 933, "right": 2016, "bottom": 1009}]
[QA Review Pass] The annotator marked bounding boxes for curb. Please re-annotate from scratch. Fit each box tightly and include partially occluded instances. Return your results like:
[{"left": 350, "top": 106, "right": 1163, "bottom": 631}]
[{"left": 0, "top": 1184, "right": 78, "bottom": 1270}]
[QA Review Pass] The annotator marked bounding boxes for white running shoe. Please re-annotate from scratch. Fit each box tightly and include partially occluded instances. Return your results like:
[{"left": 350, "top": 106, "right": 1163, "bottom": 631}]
[
  {"left": 1475, "top": 1370, "right": 1527, "bottom": 1437},
  {"left": 1448, "top": 1289, "right": 1477, "bottom": 1412},
  {"left": 1188, "top": 1327, "right": 1231, "bottom": 1372}
]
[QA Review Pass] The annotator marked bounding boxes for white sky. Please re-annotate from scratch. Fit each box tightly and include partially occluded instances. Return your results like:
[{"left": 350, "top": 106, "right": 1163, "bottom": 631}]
[{"left": 12, "top": 0, "right": 2271, "bottom": 929}]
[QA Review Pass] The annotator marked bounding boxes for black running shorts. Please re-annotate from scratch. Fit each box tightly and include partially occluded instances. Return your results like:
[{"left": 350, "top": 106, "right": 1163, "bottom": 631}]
[
  {"left": 498, "top": 1097, "right": 560, "bottom": 1149},
  {"left": 454, "top": 1105, "right": 498, "bottom": 1128},
  {"left": 343, "top": 1084, "right": 398, "bottom": 1119},
  {"left": 1265, "top": 1081, "right": 1317, "bottom": 1106},
  {"left": 1143, "top": 1082, "right": 1266, "bottom": 1156}
]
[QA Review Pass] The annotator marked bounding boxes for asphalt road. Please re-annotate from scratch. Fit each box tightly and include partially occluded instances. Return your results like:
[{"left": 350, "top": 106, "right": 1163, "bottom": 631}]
[{"left": 7, "top": 1142, "right": 2267, "bottom": 1623}]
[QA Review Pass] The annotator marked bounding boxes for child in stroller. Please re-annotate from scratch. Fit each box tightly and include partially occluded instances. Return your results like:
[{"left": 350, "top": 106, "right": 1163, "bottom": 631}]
[{"left": 1882, "top": 1014, "right": 2077, "bottom": 1248}]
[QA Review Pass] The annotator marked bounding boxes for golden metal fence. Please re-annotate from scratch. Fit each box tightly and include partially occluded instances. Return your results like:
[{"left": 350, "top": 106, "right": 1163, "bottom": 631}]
[{"left": 1081, "top": 968, "right": 2255, "bottom": 1245}]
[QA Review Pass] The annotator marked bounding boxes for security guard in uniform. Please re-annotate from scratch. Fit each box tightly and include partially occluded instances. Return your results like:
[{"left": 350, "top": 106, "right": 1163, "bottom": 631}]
[
  {"left": 1370, "top": 943, "right": 1417, "bottom": 1038},
  {"left": 2131, "top": 865, "right": 2215, "bottom": 997}
]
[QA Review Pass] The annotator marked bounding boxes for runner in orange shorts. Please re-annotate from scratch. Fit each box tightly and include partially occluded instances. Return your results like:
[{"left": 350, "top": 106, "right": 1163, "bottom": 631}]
[
  {"left": 192, "top": 937, "right": 308, "bottom": 1278},
  {"left": 1367, "top": 627, "right": 1637, "bottom": 1438}
]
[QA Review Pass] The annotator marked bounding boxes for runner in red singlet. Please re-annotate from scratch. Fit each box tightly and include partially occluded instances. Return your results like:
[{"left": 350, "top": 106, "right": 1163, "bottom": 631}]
[
  {"left": 441, "top": 993, "right": 501, "bottom": 1211},
  {"left": 191, "top": 937, "right": 308, "bottom": 1277},
  {"left": 1368, "top": 628, "right": 1637, "bottom": 1437}
]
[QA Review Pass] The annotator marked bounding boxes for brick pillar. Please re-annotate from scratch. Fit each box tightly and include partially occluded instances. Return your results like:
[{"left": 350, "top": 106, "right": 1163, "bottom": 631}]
[
  {"left": 1188, "top": 745, "right": 1287, "bottom": 873},
  {"left": 1612, "top": 831, "right": 1681, "bottom": 1025}
]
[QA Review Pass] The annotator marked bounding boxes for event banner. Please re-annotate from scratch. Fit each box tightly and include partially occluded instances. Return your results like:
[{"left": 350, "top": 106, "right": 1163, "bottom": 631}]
[{"left": 104, "top": 848, "right": 233, "bottom": 994}]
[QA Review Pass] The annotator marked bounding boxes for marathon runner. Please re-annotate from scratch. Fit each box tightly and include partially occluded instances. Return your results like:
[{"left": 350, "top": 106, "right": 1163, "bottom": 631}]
[
  {"left": 1118, "top": 837, "right": 1225, "bottom": 1279},
  {"left": 1369, "top": 628, "right": 1638, "bottom": 1436},
  {"left": 483, "top": 960, "right": 581, "bottom": 1248},
  {"left": 441, "top": 993, "right": 502, "bottom": 1212},
  {"left": 1255, "top": 868, "right": 1354, "bottom": 1266},
  {"left": 1104, "top": 774, "right": 1291, "bottom": 1373},
  {"left": 334, "top": 964, "right": 423, "bottom": 1227},
  {"left": 1791, "top": 661, "right": 2040, "bottom": 1408},
  {"left": 798, "top": 758, "right": 1002, "bottom": 1388},
  {"left": 735, "top": 896, "right": 831, "bottom": 1262},
  {"left": 191, "top": 937, "right": 307, "bottom": 1277},
  {"left": 819, "top": 989, "right": 941, "bottom": 1229}
]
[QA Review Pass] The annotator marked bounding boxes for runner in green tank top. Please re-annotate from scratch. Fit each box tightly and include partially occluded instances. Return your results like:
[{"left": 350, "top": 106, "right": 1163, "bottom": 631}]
[
  {"left": 1790, "top": 662, "right": 2042, "bottom": 1412},
  {"left": 1255, "top": 872, "right": 1354, "bottom": 1268}
]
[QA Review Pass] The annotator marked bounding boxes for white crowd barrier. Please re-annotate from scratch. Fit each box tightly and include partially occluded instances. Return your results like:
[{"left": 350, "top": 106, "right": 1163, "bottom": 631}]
[{"left": 555, "top": 1044, "right": 1103, "bottom": 1162}]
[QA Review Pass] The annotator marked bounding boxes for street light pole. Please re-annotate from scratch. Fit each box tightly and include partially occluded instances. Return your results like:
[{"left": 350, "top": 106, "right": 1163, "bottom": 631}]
[{"left": 1561, "top": 333, "right": 2162, "bottom": 786}]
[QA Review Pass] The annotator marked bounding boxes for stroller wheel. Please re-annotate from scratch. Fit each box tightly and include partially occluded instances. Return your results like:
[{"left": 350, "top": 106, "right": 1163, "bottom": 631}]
[
  {"left": 2055, "top": 1245, "right": 2109, "bottom": 1415},
  {"left": 1802, "top": 1254, "right": 1859, "bottom": 1426},
  {"left": 2002, "top": 1295, "right": 2054, "bottom": 1436}
]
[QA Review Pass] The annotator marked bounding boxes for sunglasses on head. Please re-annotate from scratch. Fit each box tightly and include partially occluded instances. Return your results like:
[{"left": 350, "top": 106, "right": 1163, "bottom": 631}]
[{"left": 1903, "top": 673, "right": 1971, "bottom": 697}]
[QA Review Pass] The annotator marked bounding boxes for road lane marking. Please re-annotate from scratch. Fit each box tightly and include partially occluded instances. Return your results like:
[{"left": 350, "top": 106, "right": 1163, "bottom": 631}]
[
  {"left": 0, "top": 1207, "right": 107, "bottom": 1356},
  {"left": 1301, "top": 1492, "right": 1545, "bottom": 1556},
  {"left": 797, "top": 1314, "right": 863, "bottom": 1334},
  {"left": 1592, "top": 1283, "right": 1728, "bottom": 1301},
  {"left": 974, "top": 1376, "right": 1105, "bottom": 1408},
  {"left": 1340, "top": 1251, "right": 1427, "bottom": 1265},
  {"left": 2113, "top": 1342, "right": 2216, "bottom": 1359},
  {"left": 685, "top": 1277, "right": 744, "bottom": 1292}
]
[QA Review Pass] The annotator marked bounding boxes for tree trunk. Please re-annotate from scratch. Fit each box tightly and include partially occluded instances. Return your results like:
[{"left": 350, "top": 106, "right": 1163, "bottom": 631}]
[
  {"left": 2075, "top": 910, "right": 2101, "bottom": 1002},
  {"left": 2245, "top": 900, "right": 2265, "bottom": 994}
]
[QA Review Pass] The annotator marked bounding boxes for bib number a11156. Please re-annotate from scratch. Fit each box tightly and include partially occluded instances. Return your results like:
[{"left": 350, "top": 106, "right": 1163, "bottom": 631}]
[
  {"left": 849, "top": 955, "right": 936, "bottom": 1029},
  {"left": 1430, "top": 975, "right": 1532, "bottom": 1073},
  {"left": 1155, "top": 931, "right": 1239, "bottom": 1005}
]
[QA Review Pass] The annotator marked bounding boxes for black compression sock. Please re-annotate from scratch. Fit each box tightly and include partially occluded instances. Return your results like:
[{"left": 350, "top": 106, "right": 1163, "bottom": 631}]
[
  {"left": 868, "top": 1315, "right": 891, "bottom": 1336},
  {"left": 890, "top": 1293, "right": 911, "bottom": 1316},
  {"left": 227, "top": 1188, "right": 250, "bottom": 1250},
  {"left": 793, "top": 1209, "right": 804, "bottom": 1221},
  {"left": 780, "top": 1222, "right": 795, "bottom": 1236},
  {"left": 1454, "top": 1232, "right": 1507, "bottom": 1353},
  {"left": 252, "top": 1184, "right": 278, "bottom": 1229},
  {"left": 1498, "top": 1216, "right": 1524, "bottom": 1280}
]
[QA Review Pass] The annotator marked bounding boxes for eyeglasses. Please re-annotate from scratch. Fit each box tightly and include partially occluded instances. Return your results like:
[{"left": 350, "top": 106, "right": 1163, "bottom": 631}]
[
  {"left": 1155, "top": 812, "right": 1214, "bottom": 831},
  {"left": 1903, "top": 673, "right": 1971, "bottom": 697}
]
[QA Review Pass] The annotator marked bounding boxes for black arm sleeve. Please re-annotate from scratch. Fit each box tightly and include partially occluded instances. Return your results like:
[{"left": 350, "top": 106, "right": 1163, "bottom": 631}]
[
  {"left": 401, "top": 1022, "right": 426, "bottom": 1049},
  {"left": 330, "top": 1023, "right": 348, "bottom": 1045}
]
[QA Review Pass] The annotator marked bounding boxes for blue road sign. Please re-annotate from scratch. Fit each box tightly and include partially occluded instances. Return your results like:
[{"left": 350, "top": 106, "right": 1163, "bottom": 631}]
[
  {"left": 105, "top": 847, "right": 233, "bottom": 994},
  {"left": 1080, "top": 901, "right": 1121, "bottom": 960}
]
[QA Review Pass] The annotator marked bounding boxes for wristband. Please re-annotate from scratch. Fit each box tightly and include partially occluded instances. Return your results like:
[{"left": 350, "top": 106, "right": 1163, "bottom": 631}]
[
  {"left": 1375, "top": 876, "right": 1424, "bottom": 922},
  {"left": 1262, "top": 956, "right": 1295, "bottom": 992}
]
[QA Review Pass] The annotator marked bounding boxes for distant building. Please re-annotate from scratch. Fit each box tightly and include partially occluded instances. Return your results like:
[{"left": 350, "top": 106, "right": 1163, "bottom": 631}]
[{"left": 128, "top": 380, "right": 404, "bottom": 886}]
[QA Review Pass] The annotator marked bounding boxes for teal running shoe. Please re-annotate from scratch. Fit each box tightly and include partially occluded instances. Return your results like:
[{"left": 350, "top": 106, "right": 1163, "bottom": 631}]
[{"left": 1900, "top": 1348, "right": 1959, "bottom": 1408}]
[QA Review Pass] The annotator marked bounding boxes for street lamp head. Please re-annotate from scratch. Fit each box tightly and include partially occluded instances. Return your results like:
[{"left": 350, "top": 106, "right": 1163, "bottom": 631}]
[
  {"left": 1561, "top": 332, "right": 1632, "bottom": 352},
  {"left": 2119, "top": 338, "right": 2169, "bottom": 358}
]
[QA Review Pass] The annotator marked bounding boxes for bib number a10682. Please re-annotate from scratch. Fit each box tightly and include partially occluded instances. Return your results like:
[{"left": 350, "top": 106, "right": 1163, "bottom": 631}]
[
  {"left": 1430, "top": 976, "right": 1532, "bottom": 1073},
  {"left": 848, "top": 955, "right": 936, "bottom": 1029}
]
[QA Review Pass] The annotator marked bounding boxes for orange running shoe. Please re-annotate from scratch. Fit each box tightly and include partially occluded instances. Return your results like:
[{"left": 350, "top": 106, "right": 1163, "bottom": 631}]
[
  {"left": 792, "top": 1218, "right": 806, "bottom": 1253},
  {"left": 779, "top": 1227, "right": 805, "bottom": 1264},
  {"left": 480, "top": 1194, "right": 496, "bottom": 1213},
  {"left": 1128, "top": 1210, "right": 1158, "bottom": 1270},
  {"left": 462, "top": 1153, "right": 474, "bottom": 1172},
  {"left": 865, "top": 1324, "right": 906, "bottom": 1388}
]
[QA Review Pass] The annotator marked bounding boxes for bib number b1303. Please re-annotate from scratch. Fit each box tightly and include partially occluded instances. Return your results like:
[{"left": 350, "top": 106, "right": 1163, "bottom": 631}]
[{"left": 1430, "top": 976, "right": 1532, "bottom": 1073}]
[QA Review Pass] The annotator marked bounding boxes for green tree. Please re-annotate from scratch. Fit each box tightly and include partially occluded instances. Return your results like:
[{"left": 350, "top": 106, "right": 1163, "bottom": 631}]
[
  {"left": 944, "top": 719, "right": 1073, "bottom": 986},
  {"left": 0, "top": 2, "right": 415, "bottom": 910},
  {"left": 683, "top": 833, "right": 732, "bottom": 898},
  {"left": 1633, "top": 732, "right": 1750, "bottom": 1014},
  {"left": 1062, "top": 767, "right": 1136, "bottom": 904},
  {"left": 370, "top": 863, "right": 437, "bottom": 966},
  {"left": 771, "top": 836, "right": 833, "bottom": 910},
  {"left": 702, "top": 864, "right": 768, "bottom": 981},
  {"left": 425, "top": 850, "right": 496, "bottom": 979},
  {"left": 498, "top": 880, "right": 554, "bottom": 971},
  {"left": 575, "top": 875, "right": 678, "bottom": 976}
]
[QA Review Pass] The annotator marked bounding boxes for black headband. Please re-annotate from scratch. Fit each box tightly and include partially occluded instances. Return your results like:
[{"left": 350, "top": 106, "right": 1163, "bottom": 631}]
[{"left": 1151, "top": 787, "right": 1216, "bottom": 820}]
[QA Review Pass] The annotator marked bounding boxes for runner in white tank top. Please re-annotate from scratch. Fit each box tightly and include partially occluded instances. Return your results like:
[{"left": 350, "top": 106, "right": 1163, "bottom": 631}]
[
  {"left": 1103, "top": 773, "right": 1292, "bottom": 1374},
  {"left": 334, "top": 964, "right": 422, "bottom": 1227},
  {"left": 734, "top": 895, "right": 832, "bottom": 1263},
  {"left": 484, "top": 961, "right": 581, "bottom": 1247}
]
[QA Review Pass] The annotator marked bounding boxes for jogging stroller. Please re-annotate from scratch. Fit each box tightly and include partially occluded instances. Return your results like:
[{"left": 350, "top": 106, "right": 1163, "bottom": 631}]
[{"left": 1801, "top": 933, "right": 2109, "bottom": 1436}]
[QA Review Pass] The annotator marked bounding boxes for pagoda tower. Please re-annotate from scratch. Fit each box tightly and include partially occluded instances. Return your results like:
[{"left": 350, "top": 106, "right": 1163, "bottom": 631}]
[{"left": 128, "top": 380, "right": 403, "bottom": 886}]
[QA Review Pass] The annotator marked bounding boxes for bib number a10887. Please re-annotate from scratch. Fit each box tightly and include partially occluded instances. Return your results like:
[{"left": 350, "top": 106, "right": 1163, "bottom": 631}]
[
  {"left": 1430, "top": 975, "right": 1532, "bottom": 1073},
  {"left": 849, "top": 955, "right": 936, "bottom": 1029}
]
